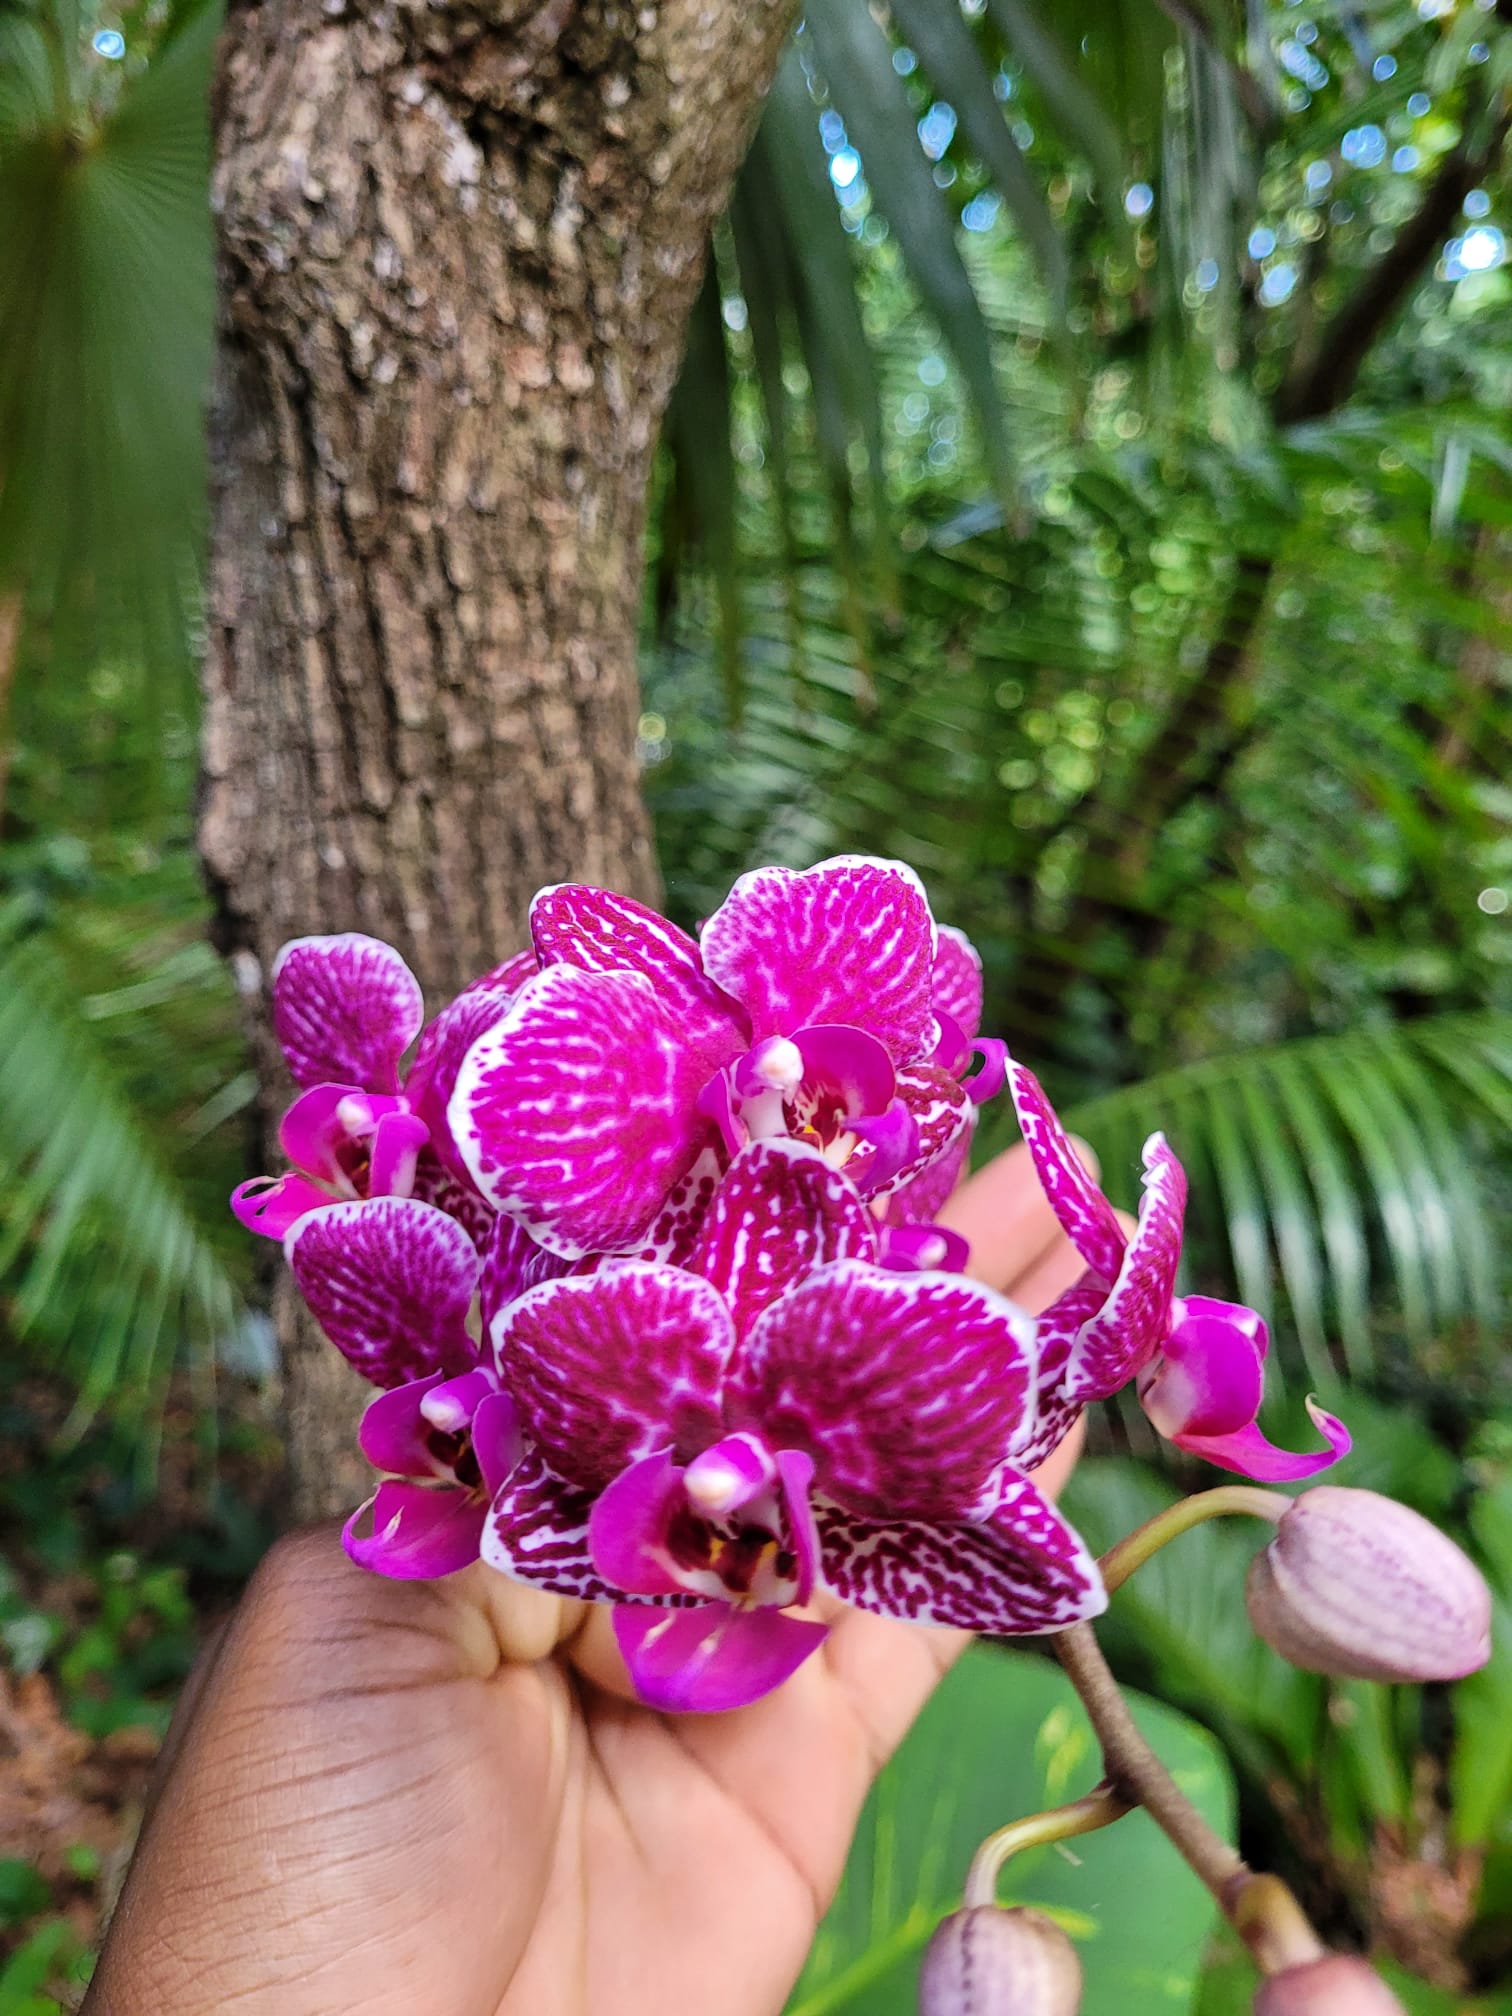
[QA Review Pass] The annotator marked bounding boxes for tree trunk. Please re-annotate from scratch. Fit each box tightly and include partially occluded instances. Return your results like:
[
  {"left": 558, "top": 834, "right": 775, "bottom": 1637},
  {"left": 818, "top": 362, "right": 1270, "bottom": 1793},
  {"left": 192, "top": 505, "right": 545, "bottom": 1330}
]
[{"left": 201, "top": 0, "right": 794, "bottom": 1516}]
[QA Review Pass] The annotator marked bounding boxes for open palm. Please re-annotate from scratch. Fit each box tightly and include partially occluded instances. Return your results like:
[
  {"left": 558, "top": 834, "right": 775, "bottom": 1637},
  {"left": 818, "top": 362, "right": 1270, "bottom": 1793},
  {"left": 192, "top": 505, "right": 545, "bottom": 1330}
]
[{"left": 88, "top": 1146, "right": 1083, "bottom": 2016}]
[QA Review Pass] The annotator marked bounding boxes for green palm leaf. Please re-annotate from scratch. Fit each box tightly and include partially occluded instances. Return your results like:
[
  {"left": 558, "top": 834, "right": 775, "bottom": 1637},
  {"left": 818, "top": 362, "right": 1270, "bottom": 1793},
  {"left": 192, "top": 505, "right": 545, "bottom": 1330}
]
[{"left": 0, "top": 903, "right": 247, "bottom": 1427}]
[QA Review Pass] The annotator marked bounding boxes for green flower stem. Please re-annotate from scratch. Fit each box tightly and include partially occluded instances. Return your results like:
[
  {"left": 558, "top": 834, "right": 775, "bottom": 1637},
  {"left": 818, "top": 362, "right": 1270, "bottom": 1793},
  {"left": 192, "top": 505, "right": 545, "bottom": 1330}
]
[
  {"left": 963, "top": 1785, "right": 1132, "bottom": 1908},
  {"left": 1098, "top": 1485, "right": 1287, "bottom": 1594},
  {"left": 1051, "top": 1622, "right": 1324, "bottom": 1973}
]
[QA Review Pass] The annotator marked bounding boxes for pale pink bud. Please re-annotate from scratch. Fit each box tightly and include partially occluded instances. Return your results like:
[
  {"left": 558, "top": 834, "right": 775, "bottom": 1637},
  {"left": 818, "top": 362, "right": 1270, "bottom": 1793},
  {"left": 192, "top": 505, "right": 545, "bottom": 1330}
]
[
  {"left": 1254, "top": 1955, "right": 1407, "bottom": 2015},
  {"left": 1245, "top": 1487, "right": 1491, "bottom": 1682},
  {"left": 919, "top": 1906, "right": 1081, "bottom": 2016}
]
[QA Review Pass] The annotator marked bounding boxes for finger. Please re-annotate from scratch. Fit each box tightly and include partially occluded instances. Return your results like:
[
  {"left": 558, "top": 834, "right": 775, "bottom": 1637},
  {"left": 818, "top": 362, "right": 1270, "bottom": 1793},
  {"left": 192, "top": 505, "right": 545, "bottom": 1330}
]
[
  {"left": 938, "top": 1136, "right": 1098, "bottom": 1294},
  {"left": 1004, "top": 1217, "right": 1089, "bottom": 1317}
]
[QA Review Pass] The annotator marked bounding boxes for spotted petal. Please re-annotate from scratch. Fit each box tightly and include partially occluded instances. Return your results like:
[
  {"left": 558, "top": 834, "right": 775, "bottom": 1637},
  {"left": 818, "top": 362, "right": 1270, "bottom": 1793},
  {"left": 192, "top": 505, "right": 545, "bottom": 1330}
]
[
  {"left": 700, "top": 856, "right": 937, "bottom": 1064},
  {"left": 683, "top": 1139, "right": 880, "bottom": 1342},
  {"left": 272, "top": 934, "right": 424, "bottom": 1093},
  {"left": 621, "top": 1147, "right": 725, "bottom": 1268},
  {"left": 883, "top": 1127, "right": 972, "bottom": 1228},
  {"left": 1006, "top": 1055, "right": 1126, "bottom": 1285},
  {"left": 530, "top": 884, "right": 744, "bottom": 1052},
  {"left": 451, "top": 963, "right": 738, "bottom": 1258},
  {"left": 815, "top": 1472, "right": 1106, "bottom": 1633},
  {"left": 286, "top": 1197, "right": 479, "bottom": 1388},
  {"left": 1068, "top": 1134, "right": 1186, "bottom": 1401},
  {"left": 613, "top": 1602, "right": 829, "bottom": 1714},
  {"left": 932, "top": 924, "right": 984, "bottom": 1040},
  {"left": 478, "top": 1212, "right": 574, "bottom": 1330},
  {"left": 406, "top": 985, "right": 520, "bottom": 1181},
  {"left": 731, "top": 1259, "right": 1036, "bottom": 1520},
  {"left": 494, "top": 1262, "right": 733, "bottom": 1490},
  {"left": 876, "top": 1063, "right": 971, "bottom": 1199},
  {"left": 1013, "top": 1277, "right": 1105, "bottom": 1471},
  {"left": 482, "top": 1443, "right": 628, "bottom": 1603}
]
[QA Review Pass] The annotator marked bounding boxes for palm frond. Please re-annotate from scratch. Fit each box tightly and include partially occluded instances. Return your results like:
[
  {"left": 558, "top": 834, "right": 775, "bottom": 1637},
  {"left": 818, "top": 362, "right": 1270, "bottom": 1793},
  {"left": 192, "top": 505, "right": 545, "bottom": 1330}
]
[
  {"left": 0, "top": 902, "right": 248, "bottom": 1427},
  {"left": 1023, "top": 1013, "right": 1511, "bottom": 1391}
]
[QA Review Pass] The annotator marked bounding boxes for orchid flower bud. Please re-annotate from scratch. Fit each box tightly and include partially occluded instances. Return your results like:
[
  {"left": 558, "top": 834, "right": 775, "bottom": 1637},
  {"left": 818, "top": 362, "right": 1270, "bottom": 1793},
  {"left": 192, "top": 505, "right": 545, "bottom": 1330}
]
[
  {"left": 1253, "top": 1955, "right": 1407, "bottom": 2015},
  {"left": 1245, "top": 1487, "right": 1492, "bottom": 1682},
  {"left": 919, "top": 1906, "right": 1081, "bottom": 2016}
]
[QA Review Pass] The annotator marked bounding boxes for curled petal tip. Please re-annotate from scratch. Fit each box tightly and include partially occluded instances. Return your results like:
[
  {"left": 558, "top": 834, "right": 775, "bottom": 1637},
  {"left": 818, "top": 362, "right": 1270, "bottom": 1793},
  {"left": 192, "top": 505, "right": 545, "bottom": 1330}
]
[{"left": 1173, "top": 1397, "right": 1351, "bottom": 1483}]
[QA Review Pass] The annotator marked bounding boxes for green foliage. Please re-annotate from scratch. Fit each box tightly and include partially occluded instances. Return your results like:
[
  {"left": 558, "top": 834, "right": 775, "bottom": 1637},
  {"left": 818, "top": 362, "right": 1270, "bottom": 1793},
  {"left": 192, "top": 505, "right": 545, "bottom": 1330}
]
[
  {"left": 1067, "top": 1443, "right": 1512, "bottom": 1994},
  {"left": 785, "top": 1642, "right": 1233, "bottom": 2015},
  {"left": 0, "top": 0, "right": 218, "bottom": 681}
]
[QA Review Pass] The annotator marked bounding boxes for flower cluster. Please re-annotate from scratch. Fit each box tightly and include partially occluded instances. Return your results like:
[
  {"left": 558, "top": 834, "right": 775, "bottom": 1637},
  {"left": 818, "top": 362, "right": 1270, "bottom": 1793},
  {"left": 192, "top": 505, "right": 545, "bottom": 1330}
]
[{"left": 234, "top": 856, "right": 1349, "bottom": 1713}]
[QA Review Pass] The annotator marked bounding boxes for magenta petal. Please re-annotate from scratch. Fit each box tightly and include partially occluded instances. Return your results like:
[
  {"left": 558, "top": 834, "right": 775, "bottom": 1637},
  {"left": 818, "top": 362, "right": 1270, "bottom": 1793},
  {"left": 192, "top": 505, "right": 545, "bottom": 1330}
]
[
  {"left": 697, "top": 1070, "right": 745, "bottom": 1157},
  {"left": 369, "top": 1109, "right": 429, "bottom": 1197},
  {"left": 408, "top": 1149, "right": 496, "bottom": 1252},
  {"left": 816, "top": 1472, "right": 1106, "bottom": 1633},
  {"left": 929, "top": 1010, "right": 973, "bottom": 1077},
  {"left": 230, "top": 1172, "right": 333, "bottom": 1240},
  {"left": 847, "top": 1097, "right": 921, "bottom": 1197},
  {"left": 1140, "top": 1295, "right": 1267, "bottom": 1439},
  {"left": 406, "top": 985, "right": 518, "bottom": 1180},
  {"left": 613, "top": 1601, "right": 829, "bottom": 1714},
  {"left": 963, "top": 1038, "right": 1008, "bottom": 1108},
  {"left": 882, "top": 1128, "right": 973, "bottom": 1229},
  {"left": 343, "top": 1480, "right": 486, "bottom": 1579},
  {"left": 287, "top": 1197, "right": 479, "bottom": 1388},
  {"left": 1174, "top": 1397, "right": 1351, "bottom": 1481},
  {"left": 588, "top": 1449, "right": 689, "bottom": 1596},
  {"left": 1068, "top": 1133, "right": 1188, "bottom": 1401},
  {"left": 867, "top": 1064, "right": 970, "bottom": 1204},
  {"left": 777, "top": 1449, "right": 819, "bottom": 1604},
  {"left": 1011, "top": 1276, "right": 1105, "bottom": 1471},
  {"left": 278, "top": 1083, "right": 375, "bottom": 1184},
  {"left": 932, "top": 924, "right": 985, "bottom": 1041},
  {"left": 733, "top": 1259, "right": 1036, "bottom": 1520},
  {"left": 478, "top": 1212, "right": 573, "bottom": 1330},
  {"left": 451, "top": 964, "right": 737, "bottom": 1257},
  {"left": 356, "top": 1371, "right": 448, "bottom": 1475},
  {"left": 461, "top": 948, "right": 538, "bottom": 998},
  {"left": 272, "top": 934, "right": 424, "bottom": 1093},
  {"left": 700, "top": 856, "right": 938, "bottom": 1064},
  {"left": 494, "top": 1262, "right": 733, "bottom": 1490},
  {"left": 683, "top": 1139, "right": 879, "bottom": 1341},
  {"left": 792, "top": 1023, "right": 897, "bottom": 1117},
  {"left": 529, "top": 883, "right": 745, "bottom": 1052},
  {"left": 624, "top": 1147, "right": 726, "bottom": 1268},
  {"left": 877, "top": 1221, "right": 971, "bottom": 1273},
  {"left": 471, "top": 1391, "right": 524, "bottom": 1497},
  {"left": 483, "top": 1443, "right": 635, "bottom": 1603},
  {"left": 1006, "top": 1056, "right": 1126, "bottom": 1285}
]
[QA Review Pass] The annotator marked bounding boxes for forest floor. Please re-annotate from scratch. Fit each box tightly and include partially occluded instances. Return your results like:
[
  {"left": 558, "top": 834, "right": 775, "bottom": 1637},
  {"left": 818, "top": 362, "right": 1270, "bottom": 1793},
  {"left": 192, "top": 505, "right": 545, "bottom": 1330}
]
[{"left": 0, "top": 1365, "right": 281, "bottom": 2011}]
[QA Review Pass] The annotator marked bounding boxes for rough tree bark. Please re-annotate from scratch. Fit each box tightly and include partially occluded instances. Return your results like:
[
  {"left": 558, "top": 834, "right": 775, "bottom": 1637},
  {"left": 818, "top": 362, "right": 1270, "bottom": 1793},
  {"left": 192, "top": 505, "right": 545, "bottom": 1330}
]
[{"left": 201, "top": 0, "right": 794, "bottom": 1515}]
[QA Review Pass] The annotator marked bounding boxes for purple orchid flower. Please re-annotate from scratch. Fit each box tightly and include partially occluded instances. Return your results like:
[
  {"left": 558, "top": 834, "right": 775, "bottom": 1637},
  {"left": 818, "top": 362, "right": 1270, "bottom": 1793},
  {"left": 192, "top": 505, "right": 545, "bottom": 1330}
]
[
  {"left": 480, "top": 1137, "right": 1106, "bottom": 1713},
  {"left": 450, "top": 860, "right": 1001, "bottom": 1262},
  {"left": 343, "top": 1368, "right": 522, "bottom": 1577},
  {"left": 1005, "top": 1057, "right": 1350, "bottom": 1481},
  {"left": 231, "top": 932, "right": 534, "bottom": 1245}
]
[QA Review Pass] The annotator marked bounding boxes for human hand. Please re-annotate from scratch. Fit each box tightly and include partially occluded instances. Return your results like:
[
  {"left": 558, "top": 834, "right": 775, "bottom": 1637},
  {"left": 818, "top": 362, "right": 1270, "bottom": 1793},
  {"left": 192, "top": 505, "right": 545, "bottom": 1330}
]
[{"left": 86, "top": 1141, "right": 1087, "bottom": 2016}]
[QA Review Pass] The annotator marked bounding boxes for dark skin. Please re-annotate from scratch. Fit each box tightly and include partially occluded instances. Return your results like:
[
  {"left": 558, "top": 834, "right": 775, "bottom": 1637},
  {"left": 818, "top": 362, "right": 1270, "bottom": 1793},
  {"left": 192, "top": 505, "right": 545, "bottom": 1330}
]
[{"left": 86, "top": 1144, "right": 1091, "bottom": 2016}]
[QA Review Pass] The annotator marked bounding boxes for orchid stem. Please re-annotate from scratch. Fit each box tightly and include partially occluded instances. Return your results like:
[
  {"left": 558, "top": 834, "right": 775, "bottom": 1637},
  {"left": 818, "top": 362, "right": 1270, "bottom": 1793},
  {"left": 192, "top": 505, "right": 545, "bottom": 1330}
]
[
  {"left": 1050, "top": 1623, "right": 1325, "bottom": 1974},
  {"left": 1098, "top": 1485, "right": 1287, "bottom": 1594},
  {"left": 963, "top": 1785, "right": 1132, "bottom": 1908}
]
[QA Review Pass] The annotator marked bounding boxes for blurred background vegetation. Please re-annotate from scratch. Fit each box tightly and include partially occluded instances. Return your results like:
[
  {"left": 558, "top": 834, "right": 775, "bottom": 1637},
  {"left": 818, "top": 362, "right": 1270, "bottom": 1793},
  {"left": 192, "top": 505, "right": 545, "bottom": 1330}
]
[{"left": 1, "top": 0, "right": 1509, "bottom": 2008}]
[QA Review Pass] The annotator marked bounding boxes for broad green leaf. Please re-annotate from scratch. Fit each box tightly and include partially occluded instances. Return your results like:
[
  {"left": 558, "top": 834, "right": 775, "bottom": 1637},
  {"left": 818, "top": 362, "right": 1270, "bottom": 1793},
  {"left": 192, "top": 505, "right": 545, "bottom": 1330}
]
[
  {"left": 786, "top": 1642, "right": 1233, "bottom": 2015},
  {"left": 1451, "top": 1481, "right": 1512, "bottom": 1849}
]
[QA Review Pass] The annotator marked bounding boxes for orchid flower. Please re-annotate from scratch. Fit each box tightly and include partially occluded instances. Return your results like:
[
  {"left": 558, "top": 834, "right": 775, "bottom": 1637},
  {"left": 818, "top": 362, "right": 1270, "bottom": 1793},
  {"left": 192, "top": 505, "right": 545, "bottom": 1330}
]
[
  {"left": 343, "top": 1368, "right": 521, "bottom": 1578},
  {"left": 231, "top": 932, "right": 532, "bottom": 1244},
  {"left": 480, "top": 1137, "right": 1106, "bottom": 1713},
  {"left": 450, "top": 860, "right": 1004, "bottom": 1261},
  {"left": 1005, "top": 1057, "right": 1350, "bottom": 1481}
]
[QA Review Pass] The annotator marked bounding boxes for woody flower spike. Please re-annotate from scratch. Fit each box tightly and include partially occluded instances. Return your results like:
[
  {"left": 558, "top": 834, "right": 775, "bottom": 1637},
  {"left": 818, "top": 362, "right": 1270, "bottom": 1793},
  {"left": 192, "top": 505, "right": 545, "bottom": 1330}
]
[{"left": 483, "top": 1139, "right": 1105, "bottom": 1712}]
